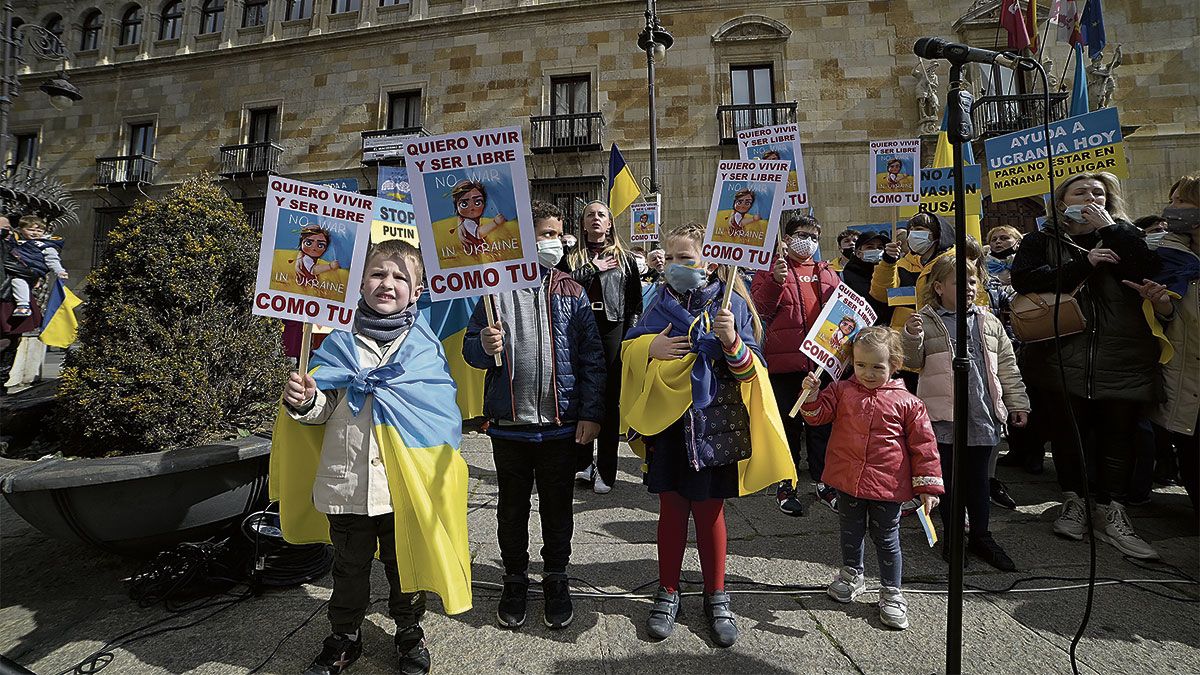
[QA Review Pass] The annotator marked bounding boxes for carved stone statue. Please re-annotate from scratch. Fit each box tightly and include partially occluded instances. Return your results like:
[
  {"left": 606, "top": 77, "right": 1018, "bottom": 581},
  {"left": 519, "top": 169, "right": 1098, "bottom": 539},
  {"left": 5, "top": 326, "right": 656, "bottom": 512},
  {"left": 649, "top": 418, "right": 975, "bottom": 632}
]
[
  {"left": 1087, "top": 45, "right": 1122, "bottom": 109},
  {"left": 913, "top": 59, "right": 941, "bottom": 134},
  {"left": 1041, "top": 55, "right": 1061, "bottom": 92}
]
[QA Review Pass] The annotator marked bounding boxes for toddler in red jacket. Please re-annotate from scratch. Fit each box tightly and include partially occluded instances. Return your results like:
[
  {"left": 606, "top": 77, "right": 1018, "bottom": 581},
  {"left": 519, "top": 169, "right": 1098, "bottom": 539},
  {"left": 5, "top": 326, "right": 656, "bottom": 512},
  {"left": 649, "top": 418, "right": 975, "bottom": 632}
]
[{"left": 798, "top": 326, "right": 943, "bottom": 630}]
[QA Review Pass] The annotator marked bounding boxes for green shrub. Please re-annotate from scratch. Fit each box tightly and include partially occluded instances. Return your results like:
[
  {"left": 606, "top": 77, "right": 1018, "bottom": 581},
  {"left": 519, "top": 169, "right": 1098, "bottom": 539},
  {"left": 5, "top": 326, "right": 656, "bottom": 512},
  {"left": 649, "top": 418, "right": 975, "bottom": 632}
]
[{"left": 58, "top": 176, "right": 289, "bottom": 457}]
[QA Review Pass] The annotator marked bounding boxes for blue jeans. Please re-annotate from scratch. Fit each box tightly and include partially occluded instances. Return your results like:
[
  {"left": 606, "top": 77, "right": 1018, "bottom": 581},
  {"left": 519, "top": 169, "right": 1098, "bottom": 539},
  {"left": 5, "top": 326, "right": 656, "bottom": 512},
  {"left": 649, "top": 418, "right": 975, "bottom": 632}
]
[{"left": 837, "top": 491, "right": 903, "bottom": 589}]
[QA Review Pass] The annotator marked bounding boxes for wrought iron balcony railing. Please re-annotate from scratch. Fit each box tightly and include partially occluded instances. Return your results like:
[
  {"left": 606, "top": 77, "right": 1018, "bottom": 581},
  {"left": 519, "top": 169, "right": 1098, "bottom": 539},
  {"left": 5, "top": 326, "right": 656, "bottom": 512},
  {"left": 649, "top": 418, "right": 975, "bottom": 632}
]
[
  {"left": 530, "top": 112, "right": 603, "bottom": 153},
  {"left": 970, "top": 92, "right": 1071, "bottom": 139},
  {"left": 95, "top": 155, "right": 157, "bottom": 186},
  {"left": 717, "top": 102, "right": 798, "bottom": 145},
  {"left": 219, "top": 142, "right": 283, "bottom": 177}
]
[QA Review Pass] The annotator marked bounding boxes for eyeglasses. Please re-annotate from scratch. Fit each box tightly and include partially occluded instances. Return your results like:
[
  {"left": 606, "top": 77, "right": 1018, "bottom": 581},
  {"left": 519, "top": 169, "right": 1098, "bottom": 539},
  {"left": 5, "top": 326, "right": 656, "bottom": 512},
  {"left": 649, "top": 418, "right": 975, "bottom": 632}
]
[{"left": 788, "top": 232, "right": 818, "bottom": 241}]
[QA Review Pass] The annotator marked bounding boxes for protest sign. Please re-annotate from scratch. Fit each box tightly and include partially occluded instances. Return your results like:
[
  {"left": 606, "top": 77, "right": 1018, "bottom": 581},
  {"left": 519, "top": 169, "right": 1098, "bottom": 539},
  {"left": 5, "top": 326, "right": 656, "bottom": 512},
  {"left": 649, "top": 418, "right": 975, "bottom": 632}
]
[
  {"left": 630, "top": 196, "right": 661, "bottom": 244},
  {"left": 255, "top": 176, "right": 373, "bottom": 332},
  {"left": 702, "top": 159, "right": 790, "bottom": 271},
  {"left": 736, "top": 123, "right": 810, "bottom": 209},
  {"left": 371, "top": 195, "right": 419, "bottom": 246},
  {"left": 898, "top": 165, "right": 983, "bottom": 218},
  {"left": 403, "top": 126, "right": 539, "bottom": 302},
  {"left": 984, "top": 107, "right": 1128, "bottom": 202},
  {"left": 378, "top": 165, "right": 411, "bottom": 203},
  {"left": 314, "top": 177, "right": 360, "bottom": 193},
  {"left": 799, "top": 282, "right": 878, "bottom": 379},
  {"left": 869, "top": 139, "right": 921, "bottom": 207}
]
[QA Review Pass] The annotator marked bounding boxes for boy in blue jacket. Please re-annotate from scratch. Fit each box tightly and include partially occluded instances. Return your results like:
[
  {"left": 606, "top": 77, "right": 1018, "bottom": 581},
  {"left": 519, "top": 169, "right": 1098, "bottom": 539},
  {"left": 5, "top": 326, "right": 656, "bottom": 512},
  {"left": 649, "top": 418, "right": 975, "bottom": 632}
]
[{"left": 463, "top": 200, "right": 605, "bottom": 631}]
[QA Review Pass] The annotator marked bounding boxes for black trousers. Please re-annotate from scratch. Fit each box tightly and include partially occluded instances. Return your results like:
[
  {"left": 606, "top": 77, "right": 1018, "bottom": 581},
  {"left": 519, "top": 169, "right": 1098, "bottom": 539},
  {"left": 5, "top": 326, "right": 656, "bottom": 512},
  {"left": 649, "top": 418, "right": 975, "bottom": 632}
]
[
  {"left": 493, "top": 435, "right": 577, "bottom": 575},
  {"left": 1047, "top": 395, "right": 1140, "bottom": 505},
  {"left": 576, "top": 316, "right": 624, "bottom": 485},
  {"left": 770, "top": 371, "right": 832, "bottom": 483},
  {"left": 326, "top": 513, "right": 426, "bottom": 635},
  {"left": 1170, "top": 415, "right": 1199, "bottom": 514},
  {"left": 938, "top": 443, "right": 993, "bottom": 537}
]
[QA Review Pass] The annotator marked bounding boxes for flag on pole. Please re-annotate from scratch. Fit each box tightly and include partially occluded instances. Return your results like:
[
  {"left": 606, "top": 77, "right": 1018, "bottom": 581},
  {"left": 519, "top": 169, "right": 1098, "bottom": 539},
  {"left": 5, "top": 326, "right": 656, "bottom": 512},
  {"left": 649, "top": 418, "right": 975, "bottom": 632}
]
[
  {"left": 1050, "top": 0, "right": 1083, "bottom": 44},
  {"left": 1078, "top": 0, "right": 1106, "bottom": 59},
  {"left": 38, "top": 278, "right": 82, "bottom": 348},
  {"left": 1025, "top": 0, "right": 1039, "bottom": 53},
  {"left": 1069, "top": 42, "right": 1089, "bottom": 117},
  {"left": 1001, "top": 0, "right": 1033, "bottom": 51},
  {"left": 930, "top": 108, "right": 982, "bottom": 242},
  {"left": 608, "top": 144, "right": 641, "bottom": 219}
]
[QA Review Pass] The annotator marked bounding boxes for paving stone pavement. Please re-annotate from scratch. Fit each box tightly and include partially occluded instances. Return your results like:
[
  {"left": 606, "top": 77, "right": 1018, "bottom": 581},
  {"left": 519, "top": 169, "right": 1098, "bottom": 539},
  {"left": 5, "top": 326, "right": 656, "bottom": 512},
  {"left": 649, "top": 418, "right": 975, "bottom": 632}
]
[{"left": 2, "top": 434, "right": 1197, "bottom": 674}]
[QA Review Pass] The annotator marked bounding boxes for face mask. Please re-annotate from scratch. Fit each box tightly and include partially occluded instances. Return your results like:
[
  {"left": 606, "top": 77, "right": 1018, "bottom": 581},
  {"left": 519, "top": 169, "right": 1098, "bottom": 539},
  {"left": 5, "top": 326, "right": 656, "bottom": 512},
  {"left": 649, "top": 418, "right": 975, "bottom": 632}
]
[
  {"left": 635, "top": 256, "right": 648, "bottom": 275},
  {"left": 860, "top": 249, "right": 883, "bottom": 264},
  {"left": 788, "top": 237, "right": 818, "bottom": 260},
  {"left": 1162, "top": 207, "right": 1200, "bottom": 233},
  {"left": 665, "top": 263, "right": 708, "bottom": 294},
  {"left": 536, "top": 239, "right": 564, "bottom": 267},
  {"left": 1062, "top": 204, "right": 1087, "bottom": 222},
  {"left": 907, "top": 230, "right": 934, "bottom": 254},
  {"left": 1145, "top": 232, "right": 1167, "bottom": 249},
  {"left": 840, "top": 246, "right": 855, "bottom": 258},
  {"left": 990, "top": 246, "right": 1016, "bottom": 259}
]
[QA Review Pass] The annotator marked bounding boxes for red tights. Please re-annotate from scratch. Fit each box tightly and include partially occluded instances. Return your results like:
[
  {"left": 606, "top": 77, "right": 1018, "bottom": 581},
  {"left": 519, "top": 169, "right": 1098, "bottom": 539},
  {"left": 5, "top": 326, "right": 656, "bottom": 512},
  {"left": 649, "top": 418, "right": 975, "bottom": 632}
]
[{"left": 657, "top": 491, "right": 727, "bottom": 594}]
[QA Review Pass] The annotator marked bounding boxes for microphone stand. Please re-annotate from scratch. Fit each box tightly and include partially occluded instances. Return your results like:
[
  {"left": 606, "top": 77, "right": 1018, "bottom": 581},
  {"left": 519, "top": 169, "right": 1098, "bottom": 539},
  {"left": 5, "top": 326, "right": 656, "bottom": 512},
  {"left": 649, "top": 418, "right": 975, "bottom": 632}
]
[{"left": 944, "top": 59, "right": 972, "bottom": 675}]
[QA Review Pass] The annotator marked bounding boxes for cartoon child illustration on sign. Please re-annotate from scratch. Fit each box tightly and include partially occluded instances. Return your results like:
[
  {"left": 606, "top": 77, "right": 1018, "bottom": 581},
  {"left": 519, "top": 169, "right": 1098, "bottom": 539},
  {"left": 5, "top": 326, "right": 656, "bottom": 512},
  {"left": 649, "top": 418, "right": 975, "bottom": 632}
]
[
  {"left": 636, "top": 212, "right": 652, "bottom": 233},
  {"left": 452, "top": 180, "right": 508, "bottom": 251},
  {"left": 727, "top": 188, "right": 761, "bottom": 238},
  {"left": 761, "top": 149, "right": 800, "bottom": 193},
  {"left": 291, "top": 225, "right": 341, "bottom": 285},
  {"left": 877, "top": 157, "right": 914, "bottom": 192},
  {"left": 815, "top": 311, "right": 859, "bottom": 361}
]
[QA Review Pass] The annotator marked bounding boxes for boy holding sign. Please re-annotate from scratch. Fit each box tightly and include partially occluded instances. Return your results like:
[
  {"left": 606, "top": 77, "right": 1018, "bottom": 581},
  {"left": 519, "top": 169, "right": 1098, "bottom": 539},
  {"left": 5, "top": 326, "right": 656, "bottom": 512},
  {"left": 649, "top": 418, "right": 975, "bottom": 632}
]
[
  {"left": 462, "top": 200, "right": 606, "bottom": 631},
  {"left": 275, "top": 239, "right": 471, "bottom": 675}
]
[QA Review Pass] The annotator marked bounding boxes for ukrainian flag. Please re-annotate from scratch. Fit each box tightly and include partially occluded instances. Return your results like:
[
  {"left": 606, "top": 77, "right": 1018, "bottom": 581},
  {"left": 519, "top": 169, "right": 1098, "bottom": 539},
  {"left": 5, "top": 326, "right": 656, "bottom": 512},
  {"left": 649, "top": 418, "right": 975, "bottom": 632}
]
[
  {"left": 269, "top": 315, "right": 472, "bottom": 614},
  {"left": 608, "top": 143, "right": 641, "bottom": 220},
  {"left": 930, "top": 109, "right": 982, "bottom": 242},
  {"left": 38, "top": 278, "right": 82, "bottom": 348},
  {"left": 887, "top": 286, "right": 917, "bottom": 307},
  {"left": 418, "top": 295, "right": 484, "bottom": 419}
]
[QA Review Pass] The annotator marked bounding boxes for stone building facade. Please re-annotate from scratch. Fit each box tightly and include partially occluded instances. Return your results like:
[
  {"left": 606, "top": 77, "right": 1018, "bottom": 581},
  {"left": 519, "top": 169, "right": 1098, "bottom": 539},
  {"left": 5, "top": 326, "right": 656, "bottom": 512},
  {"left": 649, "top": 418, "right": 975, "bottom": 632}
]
[{"left": 9, "top": 0, "right": 1199, "bottom": 279}]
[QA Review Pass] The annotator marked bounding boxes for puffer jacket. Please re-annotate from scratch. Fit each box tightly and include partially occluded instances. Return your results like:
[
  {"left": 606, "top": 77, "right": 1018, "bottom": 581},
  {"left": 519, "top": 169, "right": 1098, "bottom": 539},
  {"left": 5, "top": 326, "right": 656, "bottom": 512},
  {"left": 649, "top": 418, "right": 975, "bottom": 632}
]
[
  {"left": 463, "top": 268, "right": 605, "bottom": 427},
  {"left": 1152, "top": 235, "right": 1200, "bottom": 435},
  {"left": 799, "top": 376, "right": 943, "bottom": 503},
  {"left": 1010, "top": 220, "right": 1161, "bottom": 402},
  {"left": 900, "top": 304, "right": 1029, "bottom": 424},
  {"left": 750, "top": 257, "right": 840, "bottom": 373}
]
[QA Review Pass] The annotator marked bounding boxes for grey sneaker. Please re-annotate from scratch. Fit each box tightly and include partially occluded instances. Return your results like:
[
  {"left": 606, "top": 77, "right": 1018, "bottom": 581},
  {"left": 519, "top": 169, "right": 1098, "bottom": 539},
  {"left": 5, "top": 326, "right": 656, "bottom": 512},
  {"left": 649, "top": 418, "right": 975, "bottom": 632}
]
[
  {"left": 1053, "top": 492, "right": 1087, "bottom": 541},
  {"left": 826, "top": 566, "right": 866, "bottom": 603},
  {"left": 645, "top": 586, "right": 681, "bottom": 640},
  {"left": 878, "top": 586, "right": 909, "bottom": 630},
  {"left": 703, "top": 591, "right": 739, "bottom": 648},
  {"left": 1094, "top": 502, "right": 1160, "bottom": 560}
]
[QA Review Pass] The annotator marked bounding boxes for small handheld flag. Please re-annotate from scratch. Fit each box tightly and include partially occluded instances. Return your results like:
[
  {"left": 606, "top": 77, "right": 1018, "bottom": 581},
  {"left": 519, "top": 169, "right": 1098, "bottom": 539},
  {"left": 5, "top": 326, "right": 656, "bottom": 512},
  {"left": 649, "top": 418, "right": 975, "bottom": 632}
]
[
  {"left": 919, "top": 503, "right": 938, "bottom": 547},
  {"left": 39, "top": 278, "right": 82, "bottom": 348}
]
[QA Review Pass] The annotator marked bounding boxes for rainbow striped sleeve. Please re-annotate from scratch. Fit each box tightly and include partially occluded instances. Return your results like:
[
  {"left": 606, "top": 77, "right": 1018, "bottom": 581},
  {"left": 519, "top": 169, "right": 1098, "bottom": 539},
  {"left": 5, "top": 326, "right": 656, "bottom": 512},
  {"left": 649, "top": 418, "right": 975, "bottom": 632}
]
[{"left": 723, "top": 334, "right": 757, "bottom": 382}]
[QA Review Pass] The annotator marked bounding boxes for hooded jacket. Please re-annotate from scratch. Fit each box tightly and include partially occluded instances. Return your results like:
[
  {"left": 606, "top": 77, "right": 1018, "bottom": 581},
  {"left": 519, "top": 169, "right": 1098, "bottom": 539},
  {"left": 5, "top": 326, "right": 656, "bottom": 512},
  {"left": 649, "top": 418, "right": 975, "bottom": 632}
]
[{"left": 750, "top": 256, "right": 841, "bottom": 373}]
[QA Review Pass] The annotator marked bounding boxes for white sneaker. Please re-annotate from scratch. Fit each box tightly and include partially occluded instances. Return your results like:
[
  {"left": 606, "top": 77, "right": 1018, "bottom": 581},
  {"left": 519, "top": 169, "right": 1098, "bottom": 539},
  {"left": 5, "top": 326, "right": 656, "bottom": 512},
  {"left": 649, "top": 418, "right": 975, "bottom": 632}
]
[
  {"left": 1053, "top": 492, "right": 1087, "bottom": 541},
  {"left": 1094, "top": 502, "right": 1159, "bottom": 560},
  {"left": 878, "top": 586, "right": 909, "bottom": 630},
  {"left": 593, "top": 474, "right": 611, "bottom": 494},
  {"left": 574, "top": 464, "right": 594, "bottom": 485}
]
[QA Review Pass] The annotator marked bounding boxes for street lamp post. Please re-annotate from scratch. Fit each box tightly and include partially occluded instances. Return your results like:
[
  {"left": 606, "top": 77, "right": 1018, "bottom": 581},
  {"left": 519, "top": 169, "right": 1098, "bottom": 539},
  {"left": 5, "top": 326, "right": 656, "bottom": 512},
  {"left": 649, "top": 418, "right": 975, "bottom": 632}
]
[
  {"left": 637, "top": 0, "right": 672, "bottom": 196},
  {"left": 1, "top": 0, "right": 82, "bottom": 168}
]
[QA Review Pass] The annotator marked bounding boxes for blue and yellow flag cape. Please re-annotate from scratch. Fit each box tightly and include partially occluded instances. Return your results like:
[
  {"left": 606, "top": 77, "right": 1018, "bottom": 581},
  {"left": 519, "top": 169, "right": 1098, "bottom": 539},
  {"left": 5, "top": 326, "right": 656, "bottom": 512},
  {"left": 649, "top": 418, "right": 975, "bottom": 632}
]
[
  {"left": 269, "top": 316, "right": 472, "bottom": 615},
  {"left": 39, "top": 278, "right": 82, "bottom": 348},
  {"left": 418, "top": 295, "right": 484, "bottom": 420},
  {"left": 618, "top": 283, "right": 796, "bottom": 496}
]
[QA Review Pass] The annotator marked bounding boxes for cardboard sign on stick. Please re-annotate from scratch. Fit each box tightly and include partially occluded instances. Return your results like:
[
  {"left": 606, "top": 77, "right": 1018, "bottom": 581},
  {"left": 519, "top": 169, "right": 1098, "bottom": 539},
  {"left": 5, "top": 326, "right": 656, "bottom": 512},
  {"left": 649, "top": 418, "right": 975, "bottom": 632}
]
[
  {"left": 630, "top": 196, "right": 661, "bottom": 244},
  {"left": 736, "top": 123, "right": 810, "bottom": 210},
  {"left": 869, "top": 139, "right": 921, "bottom": 208},
  {"left": 702, "top": 159, "right": 789, "bottom": 271}
]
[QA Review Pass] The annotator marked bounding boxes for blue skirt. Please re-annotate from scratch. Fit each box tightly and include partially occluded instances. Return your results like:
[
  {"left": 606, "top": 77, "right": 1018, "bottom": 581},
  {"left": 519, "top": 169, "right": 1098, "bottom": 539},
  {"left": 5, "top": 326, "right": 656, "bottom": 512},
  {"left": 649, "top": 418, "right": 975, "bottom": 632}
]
[{"left": 643, "top": 420, "right": 739, "bottom": 502}]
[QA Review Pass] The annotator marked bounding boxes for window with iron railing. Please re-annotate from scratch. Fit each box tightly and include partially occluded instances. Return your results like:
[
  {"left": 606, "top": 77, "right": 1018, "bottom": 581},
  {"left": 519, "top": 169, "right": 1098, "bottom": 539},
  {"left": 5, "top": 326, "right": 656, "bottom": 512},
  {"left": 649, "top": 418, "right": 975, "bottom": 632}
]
[{"left": 387, "top": 91, "right": 422, "bottom": 130}]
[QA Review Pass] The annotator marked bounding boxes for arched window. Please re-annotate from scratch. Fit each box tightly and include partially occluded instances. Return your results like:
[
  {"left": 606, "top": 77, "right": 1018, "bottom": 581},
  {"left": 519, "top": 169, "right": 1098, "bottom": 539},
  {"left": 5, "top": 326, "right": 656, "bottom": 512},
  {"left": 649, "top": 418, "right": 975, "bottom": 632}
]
[
  {"left": 285, "top": 0, "right": 312, "bottom": 21},
  {"left": 80, "top": 10, "right": 103, "bottom": 51},
  {"left": 159, "top": 1, "right": 182, "bottom": 40},
  {"left": 119, "top": 6, "right": 143, "bottom": 46},
  {"left": 200, "top": 0, "right": 225, "bottom": 34}
]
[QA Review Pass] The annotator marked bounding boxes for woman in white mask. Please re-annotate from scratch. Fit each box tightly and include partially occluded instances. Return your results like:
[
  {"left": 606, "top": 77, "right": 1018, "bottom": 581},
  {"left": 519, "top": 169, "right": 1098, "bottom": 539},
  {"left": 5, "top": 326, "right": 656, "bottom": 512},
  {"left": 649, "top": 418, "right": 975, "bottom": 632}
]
[
  {"left": 749, "top": 214, "right": 843, "bottom": 516},
  {"left": 869, "top": 212, "right": 958, "bottom": 333}
]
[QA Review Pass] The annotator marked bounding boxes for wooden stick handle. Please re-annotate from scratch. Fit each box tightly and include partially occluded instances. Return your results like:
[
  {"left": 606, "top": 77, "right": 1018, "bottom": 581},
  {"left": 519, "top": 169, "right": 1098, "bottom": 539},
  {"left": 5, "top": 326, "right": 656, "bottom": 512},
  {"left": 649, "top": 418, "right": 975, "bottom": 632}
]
[
  {"left": 483, "top": 294, "right": 503, "bottom": 367},
  {"left": 298, "top": 322, "right": 314, "bottom": 375},
  {"left": 788, "top": 364, "right": 824, "bottom": 418},
  {"left": 892, "top": 205, "right": 900, "bottom": 239},
  {"left": 721, "top": 265, "right": 737, "bottom": 310}
]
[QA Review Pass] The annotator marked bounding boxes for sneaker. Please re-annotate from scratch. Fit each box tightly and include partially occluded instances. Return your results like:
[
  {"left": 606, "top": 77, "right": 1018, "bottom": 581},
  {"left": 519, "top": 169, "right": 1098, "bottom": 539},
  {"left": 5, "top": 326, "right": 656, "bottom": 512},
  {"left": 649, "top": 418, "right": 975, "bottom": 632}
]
[
  {"left": 1053, "top": 492, "right": 1087, "bottom": 541},
  {"left": 899, "top": 497, "right": 922, "bottom": 517},
  {"left": 542, "top": 573, "right": 574, "bottom": 629},
  {"left": 11, "top": 304, "right": 31, "bottom": 318},
  {"left": 395, "top": 626, "right": 430, "bottom": 675},
  {"left": 1094, "top": 502, "right": 1160, "bottom": 560},
  {"left": 593, "top": 473, "right": 612, "bottom": 495},
  {"left": 816, "top": 483, "right": 839, "bottom": 513},
  {"left": 776, "top": 482, "right": 805, "bottom": 517},
  {"left": 645, "top": 586, "right": 681, "bottom": 640},
  {"left": 968, "top": 532, "right": 1017, "bottom": 571},
  {"left": 826, "top": 566, "right": 866, "bottom": 603},
  {"left": 703, "top": 591, "right": 739, "bottom": 648},
  {"left": 989, "top": 478, "right": 1017, "bottom": 510},
  {"left": 304, "top": 632, "right": 362, "bottom": 675},
  {"left": 496, "top": 573, "right": 528, "bottom": 628},
  {"left": 878, "top": 587, "right": 909, "bottom": 630},
  {"left": 574, "top": 464, "right": 595, "bottom": 485}
]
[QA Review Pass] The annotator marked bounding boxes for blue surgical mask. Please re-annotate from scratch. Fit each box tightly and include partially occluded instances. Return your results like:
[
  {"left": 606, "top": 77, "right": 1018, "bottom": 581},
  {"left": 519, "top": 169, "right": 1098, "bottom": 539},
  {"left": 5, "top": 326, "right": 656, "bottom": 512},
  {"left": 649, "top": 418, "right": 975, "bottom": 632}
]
[
  {"left": 1063, "top": 204, "right": 1087, "bottom": 222},
  {"left": 1145, "top": 232, "right": 1167, "bottom": 249},
  {"left": 860, "top": 249, "right": 884, "bottom": 264},
  {"left": 665, "top": 263, "right": 708, "bottom": 294}
]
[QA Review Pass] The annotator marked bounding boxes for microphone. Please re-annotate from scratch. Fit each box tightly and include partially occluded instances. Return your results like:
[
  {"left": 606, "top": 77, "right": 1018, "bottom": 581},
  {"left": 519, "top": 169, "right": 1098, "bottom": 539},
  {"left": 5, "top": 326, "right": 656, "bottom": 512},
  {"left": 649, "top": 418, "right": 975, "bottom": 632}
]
[{"left": 913, "top": 36, "right": 1025, "bottom": 70}]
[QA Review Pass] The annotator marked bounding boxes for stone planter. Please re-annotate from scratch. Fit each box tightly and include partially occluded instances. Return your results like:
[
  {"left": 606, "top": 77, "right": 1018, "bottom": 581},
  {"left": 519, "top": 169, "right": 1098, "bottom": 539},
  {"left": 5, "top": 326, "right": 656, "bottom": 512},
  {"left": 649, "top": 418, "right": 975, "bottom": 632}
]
[{"left": 0, "top": 434, "right": 271, "bottom": 556}]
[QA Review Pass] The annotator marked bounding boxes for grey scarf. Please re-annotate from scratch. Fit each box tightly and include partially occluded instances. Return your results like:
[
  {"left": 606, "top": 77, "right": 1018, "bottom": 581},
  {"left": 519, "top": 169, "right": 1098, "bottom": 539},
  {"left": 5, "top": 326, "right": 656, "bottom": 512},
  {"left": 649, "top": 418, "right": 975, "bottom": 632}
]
[{"left": 354, "top": 300, "right": 416, "bottom": 343}]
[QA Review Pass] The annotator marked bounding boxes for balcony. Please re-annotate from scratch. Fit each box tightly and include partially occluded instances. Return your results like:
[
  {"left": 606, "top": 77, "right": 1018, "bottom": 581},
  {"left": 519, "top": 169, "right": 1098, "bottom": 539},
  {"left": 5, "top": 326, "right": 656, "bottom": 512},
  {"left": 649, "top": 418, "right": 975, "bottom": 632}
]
[
  {"left": 717, "top": 102, "right": 798, "bottom": 144},
  {"left": 361, "top": 127, "right": 427, "bottom": 165},
  {"left": 529, "top": 112, "right": 603, "bottom": 153},
  {"left": 219, "top": 142, "right": 282, "bottom": 177},
  {"left": 971, "top": 92, "right": 1070, "bottom": 139},
  {"left": 95, "top": 155, "right": 157, "bottom": 186}
]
